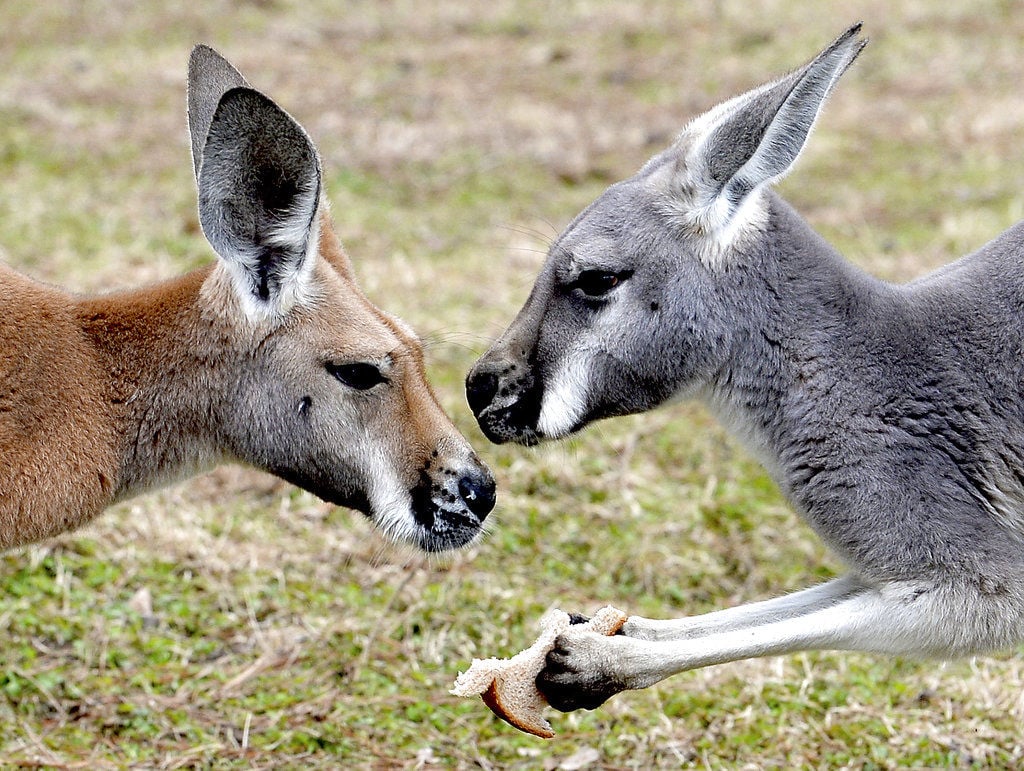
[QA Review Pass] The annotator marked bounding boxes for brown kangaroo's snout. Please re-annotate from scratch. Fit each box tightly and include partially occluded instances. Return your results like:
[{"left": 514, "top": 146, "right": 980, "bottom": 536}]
[{"left": 0, "top": 46, "right": 493, "bottom": 554}]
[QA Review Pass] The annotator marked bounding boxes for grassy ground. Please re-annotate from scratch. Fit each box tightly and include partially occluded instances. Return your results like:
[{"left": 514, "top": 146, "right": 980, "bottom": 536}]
[{"left": 2, "top": 1, "right": 1024, "bottom": 767}]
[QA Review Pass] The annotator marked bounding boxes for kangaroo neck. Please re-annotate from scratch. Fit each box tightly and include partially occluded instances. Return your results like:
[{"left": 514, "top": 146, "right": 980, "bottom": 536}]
[
  {"left": 75, "top": 265, "right": 230, "bottom": 500},
  {"left": 700, "top": 194, "right": 893, "bottom": 486}
]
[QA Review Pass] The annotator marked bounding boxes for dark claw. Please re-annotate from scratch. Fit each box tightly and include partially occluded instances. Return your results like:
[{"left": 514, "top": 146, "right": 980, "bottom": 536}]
[{"left": 566, "top": 610, "right": 626, "bottom": 634}]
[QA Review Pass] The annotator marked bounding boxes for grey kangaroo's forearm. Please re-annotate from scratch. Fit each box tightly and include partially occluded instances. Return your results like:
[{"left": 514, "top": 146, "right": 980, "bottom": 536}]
[
  {"left": 622, "top": 576, "right": 862, "bottom": 641},
  {"left": 609, "top": 579, "right": 1018, "bottom": 691},
  {"left": 608, "top": 589, "right": 874, "bottom": 690}
]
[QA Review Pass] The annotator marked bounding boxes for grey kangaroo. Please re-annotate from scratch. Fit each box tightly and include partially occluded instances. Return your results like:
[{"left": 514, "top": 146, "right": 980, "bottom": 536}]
[{"left": 466, "top": 24, "right": 1024, "bottom": 712}]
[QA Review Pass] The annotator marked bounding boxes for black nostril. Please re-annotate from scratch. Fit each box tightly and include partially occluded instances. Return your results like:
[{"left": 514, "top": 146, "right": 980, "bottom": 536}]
[
  {"left": 466, "top": 371, "right": 500, "bottom": 416},
  {"left": 457, "top": 472, "right": 496, "bottom": 520}
]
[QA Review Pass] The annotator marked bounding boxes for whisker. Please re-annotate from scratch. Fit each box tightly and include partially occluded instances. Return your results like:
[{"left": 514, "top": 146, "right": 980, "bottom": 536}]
[
  {"left": 419, "top": 330, "right": 497, "bottom": 349},
  {"left": 500, "top": 244, "right": 553, "bottom": 257},
  {"left": 497, "top": 220, "right": 560, "bottom": 247}
]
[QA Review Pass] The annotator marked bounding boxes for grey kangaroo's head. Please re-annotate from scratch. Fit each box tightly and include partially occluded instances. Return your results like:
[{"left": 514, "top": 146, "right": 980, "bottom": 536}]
[
  {"left": 188, "top": 46, "right": 495, "bottom": 552},
  {"left": 467, "top": 25, "right": 866, "bottom": 444}
]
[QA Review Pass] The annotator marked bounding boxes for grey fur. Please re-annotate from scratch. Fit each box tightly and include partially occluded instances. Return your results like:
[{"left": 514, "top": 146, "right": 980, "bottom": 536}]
[
  {"left": 187, "top": 44, "right": 249, "bottom": 179},
  {"left": 197, "top": 86, "right": 321, "bottom": 307},
  {"left": 466, "top": 24, "right": 1024, "bottom": 711}
]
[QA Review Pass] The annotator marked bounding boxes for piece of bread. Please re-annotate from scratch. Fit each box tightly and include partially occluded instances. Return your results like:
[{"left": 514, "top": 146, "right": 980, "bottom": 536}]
[{"left": 451, "top": 605, "right": 628, "bottom": 738}]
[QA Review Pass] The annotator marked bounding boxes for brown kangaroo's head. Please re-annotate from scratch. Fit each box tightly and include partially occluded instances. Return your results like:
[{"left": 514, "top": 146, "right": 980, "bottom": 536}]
[{"left": 187, "top": 46, "right": 494, "bottom": 552}]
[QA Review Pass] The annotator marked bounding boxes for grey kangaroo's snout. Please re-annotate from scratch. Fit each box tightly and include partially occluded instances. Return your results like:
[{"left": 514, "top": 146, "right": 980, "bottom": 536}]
[
  {"left": 466, "top": 352, "right": 543, "bottom": 445},
  {"left": 468, "top": 256, "right": 566, "bottom": 445},
  {"left": 465, "top": 370, "right": 499, "bottom": 416}
]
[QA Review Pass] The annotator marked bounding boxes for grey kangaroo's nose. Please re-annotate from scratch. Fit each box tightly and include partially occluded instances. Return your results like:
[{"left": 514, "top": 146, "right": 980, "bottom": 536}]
[
  {"left": 458, "top": 471, "right": 496, "bottom": 520},
  {"left": 466, "top": 370, "right": 499, "bottom": 415}
]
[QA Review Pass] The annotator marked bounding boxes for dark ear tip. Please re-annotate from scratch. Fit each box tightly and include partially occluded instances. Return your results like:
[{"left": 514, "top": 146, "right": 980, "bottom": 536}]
[{"left": 842, "top": 22, "right": 869, "bottom": 50}]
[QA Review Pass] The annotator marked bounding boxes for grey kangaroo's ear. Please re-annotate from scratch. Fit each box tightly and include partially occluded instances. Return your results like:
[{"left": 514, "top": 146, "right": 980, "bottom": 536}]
[
  {"left": 197, "top": 86, "right": 323, "bottom": 321},
  {"left": 187, "top": 45, "right": 250, "bottom": 180},
  {"left": 675, "top": 23, "right": 867, "bottom": 239}
]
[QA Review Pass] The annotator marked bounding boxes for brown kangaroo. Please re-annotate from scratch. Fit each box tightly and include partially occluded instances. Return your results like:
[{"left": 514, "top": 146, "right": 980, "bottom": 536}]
[{"left": 0, "top": 46, "right": 495, "bottom": 553}]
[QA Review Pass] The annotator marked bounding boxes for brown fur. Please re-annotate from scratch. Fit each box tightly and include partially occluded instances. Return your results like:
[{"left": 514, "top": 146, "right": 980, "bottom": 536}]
[{"left": 0, "top": 212, "right": 488, "bottom": 552}]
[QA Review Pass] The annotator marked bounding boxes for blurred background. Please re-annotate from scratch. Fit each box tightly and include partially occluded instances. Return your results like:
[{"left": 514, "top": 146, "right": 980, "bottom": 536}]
[{"left": 1, "top": 1, "right": 1023, "bottom": 767}]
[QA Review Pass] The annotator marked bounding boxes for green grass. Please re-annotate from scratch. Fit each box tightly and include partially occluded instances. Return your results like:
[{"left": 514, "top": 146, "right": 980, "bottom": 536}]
[{"left": 2, "top": 1, "right": 1024, "bottom": 767}]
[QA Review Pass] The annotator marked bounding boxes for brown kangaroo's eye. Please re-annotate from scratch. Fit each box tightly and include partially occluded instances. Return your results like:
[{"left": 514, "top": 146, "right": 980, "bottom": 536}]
[
  {"left": 573, "top": 269, "right": 633, "bottom": 298},
  {"left": 327, "top": 362, "right": 387, "bottom": 390}
]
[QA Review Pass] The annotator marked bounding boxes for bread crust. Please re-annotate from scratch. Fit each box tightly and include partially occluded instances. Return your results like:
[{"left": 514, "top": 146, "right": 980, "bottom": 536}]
[{"left": 482, "top": 678, "right": 555, "bottom": 738}]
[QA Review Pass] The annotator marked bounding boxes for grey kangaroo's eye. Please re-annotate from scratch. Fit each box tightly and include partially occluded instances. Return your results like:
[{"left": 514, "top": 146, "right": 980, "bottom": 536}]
[
  {"left": 327, "top": 362, "right": 388, "bottom": 390},
  {"left": 573, "top": 269, "right": 633, "bottom": 297}
]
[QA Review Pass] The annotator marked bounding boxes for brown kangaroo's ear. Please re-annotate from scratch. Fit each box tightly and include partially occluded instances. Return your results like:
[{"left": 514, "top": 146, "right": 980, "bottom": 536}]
[
  {"left": 187, "top": 44, "right": 249, "bottom": 180},
  {"left": 196, "top": 86, "right": 323, "bottom": 321}
]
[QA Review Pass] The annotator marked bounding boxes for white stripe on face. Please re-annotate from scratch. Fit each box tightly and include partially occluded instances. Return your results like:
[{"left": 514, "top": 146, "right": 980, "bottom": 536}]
[{"left": 536, "top": 349, "right": 591, "bottom": 439}]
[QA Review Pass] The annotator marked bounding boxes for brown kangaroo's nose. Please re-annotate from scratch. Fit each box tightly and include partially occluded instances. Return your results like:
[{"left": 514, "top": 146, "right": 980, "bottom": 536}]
[
  {"left": 458, "top": 469, "right": 496, "bottom": 520},
  {"left": 466, "top": 370, "right": 499, "bottom": 416}
]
